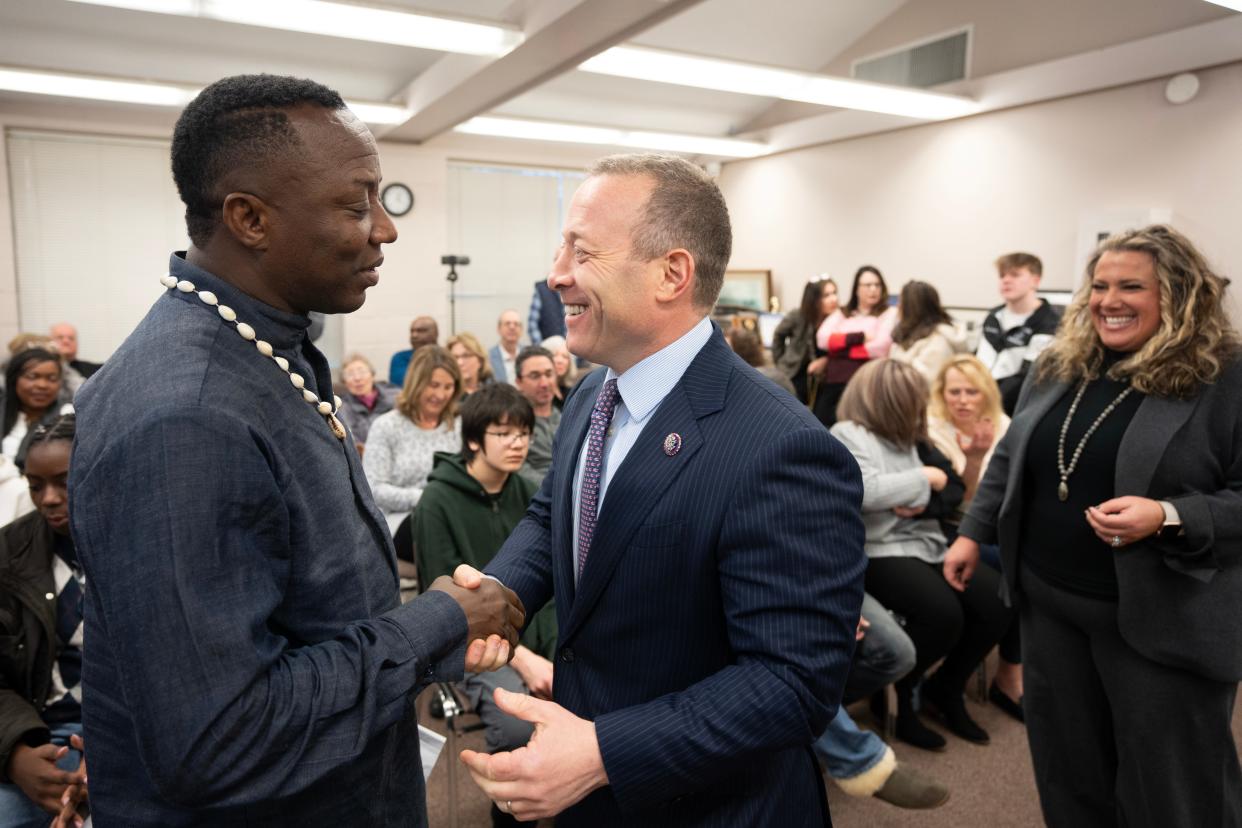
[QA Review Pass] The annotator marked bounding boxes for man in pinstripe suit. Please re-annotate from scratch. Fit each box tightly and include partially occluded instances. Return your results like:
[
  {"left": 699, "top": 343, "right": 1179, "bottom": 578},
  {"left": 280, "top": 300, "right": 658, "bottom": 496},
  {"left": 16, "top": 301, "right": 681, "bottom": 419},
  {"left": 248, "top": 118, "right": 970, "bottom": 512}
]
[{"left": 462, "top": 153, "right": 866, "bottom": 826}]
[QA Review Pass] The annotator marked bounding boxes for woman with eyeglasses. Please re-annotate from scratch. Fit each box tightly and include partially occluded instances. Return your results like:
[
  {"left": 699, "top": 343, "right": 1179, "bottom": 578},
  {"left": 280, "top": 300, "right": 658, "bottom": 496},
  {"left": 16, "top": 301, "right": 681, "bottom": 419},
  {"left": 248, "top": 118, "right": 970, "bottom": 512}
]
[
  {"left": 335, "top": 354, "right": 398, "bottom": 455},
  {"left": 447, "top": 332, "right": 494, "bottom": 399},
  {"left": 814, "top": 266, "right": 898, "bottom": 427}
]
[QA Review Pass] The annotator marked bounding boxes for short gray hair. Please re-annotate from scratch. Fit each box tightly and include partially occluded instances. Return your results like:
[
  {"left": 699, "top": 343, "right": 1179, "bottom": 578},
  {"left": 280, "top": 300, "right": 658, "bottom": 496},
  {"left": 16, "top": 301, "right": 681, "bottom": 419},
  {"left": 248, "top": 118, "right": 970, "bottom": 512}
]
[{"left": 588, "top": 154, "right": 732, "bottom": 310}]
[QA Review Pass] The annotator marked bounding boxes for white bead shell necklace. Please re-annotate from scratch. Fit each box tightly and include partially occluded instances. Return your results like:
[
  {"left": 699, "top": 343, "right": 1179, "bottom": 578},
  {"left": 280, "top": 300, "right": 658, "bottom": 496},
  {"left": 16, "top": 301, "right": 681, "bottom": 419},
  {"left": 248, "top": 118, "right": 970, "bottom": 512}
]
[{"left": 159, "top": 274, "right": 348, "bottom": 440}]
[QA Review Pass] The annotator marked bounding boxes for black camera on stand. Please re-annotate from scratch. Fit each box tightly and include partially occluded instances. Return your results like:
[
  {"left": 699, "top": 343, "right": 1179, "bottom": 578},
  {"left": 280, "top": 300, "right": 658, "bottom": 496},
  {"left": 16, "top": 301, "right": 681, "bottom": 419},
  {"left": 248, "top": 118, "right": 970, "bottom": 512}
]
[{"left": 441, "top": 255, "right": 470, "bottom": 334}]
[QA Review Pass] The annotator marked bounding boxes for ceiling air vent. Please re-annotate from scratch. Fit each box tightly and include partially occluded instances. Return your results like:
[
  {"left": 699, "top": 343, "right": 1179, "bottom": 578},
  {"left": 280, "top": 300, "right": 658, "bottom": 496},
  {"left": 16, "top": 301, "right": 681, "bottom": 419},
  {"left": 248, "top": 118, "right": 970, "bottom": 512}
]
[{"left": 851, "top": 27, "right": 971, "bottom": 89}]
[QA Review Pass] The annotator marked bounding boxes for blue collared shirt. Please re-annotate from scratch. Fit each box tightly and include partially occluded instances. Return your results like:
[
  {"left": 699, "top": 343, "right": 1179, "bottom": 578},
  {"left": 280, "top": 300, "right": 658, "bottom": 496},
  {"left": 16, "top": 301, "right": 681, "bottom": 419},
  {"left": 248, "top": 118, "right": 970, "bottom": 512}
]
[{"left": 571, "top": 316, "right": 713, "bottom": 580}]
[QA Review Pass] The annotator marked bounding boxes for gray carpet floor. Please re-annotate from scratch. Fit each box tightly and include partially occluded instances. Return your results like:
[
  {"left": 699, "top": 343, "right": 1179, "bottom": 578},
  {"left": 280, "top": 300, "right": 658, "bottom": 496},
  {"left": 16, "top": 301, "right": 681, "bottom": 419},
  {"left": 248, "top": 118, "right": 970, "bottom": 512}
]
[{"left": 420, "top": 675, "right": 1242, "bottom": 827}]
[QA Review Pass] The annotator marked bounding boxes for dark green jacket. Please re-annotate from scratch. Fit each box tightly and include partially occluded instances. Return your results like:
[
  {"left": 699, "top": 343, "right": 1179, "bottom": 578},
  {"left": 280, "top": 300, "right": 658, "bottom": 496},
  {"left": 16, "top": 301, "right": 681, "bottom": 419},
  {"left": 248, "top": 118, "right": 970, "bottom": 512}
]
[
  {"left": 415, "top": 452, "right": 557, "bottom": 659},
  {"left": 0, "top": 511, "right": 60, "bottom": 782}
]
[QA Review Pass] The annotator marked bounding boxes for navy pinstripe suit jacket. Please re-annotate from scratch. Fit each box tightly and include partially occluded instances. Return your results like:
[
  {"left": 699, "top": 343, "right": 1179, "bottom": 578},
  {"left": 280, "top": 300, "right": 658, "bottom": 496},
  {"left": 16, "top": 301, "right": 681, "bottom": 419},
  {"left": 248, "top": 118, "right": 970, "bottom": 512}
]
[{"left": 487, "top": 327, "right": 866, "bottom": 827}]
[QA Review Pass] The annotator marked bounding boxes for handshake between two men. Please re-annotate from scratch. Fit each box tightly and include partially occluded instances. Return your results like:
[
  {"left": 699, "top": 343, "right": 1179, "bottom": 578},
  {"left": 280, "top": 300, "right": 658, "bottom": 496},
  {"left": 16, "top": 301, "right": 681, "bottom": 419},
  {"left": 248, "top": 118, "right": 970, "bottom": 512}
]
[
  {"left": 427, "top": 564, "right": 526, "bottom": 672},
  {"left": 425, "top": 565, "right": 609, "bottom": 822}
]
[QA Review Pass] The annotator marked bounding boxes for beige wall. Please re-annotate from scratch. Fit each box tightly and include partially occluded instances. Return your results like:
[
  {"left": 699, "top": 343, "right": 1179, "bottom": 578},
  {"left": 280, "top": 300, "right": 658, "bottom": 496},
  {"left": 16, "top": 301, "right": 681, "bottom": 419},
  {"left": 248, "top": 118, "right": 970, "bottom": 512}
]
[
  {"left": 0, "top": 98, "right": 601, "bottom": 371},
  {"left": 720, "top": 61, "right": 1242, "bottom": 319}
]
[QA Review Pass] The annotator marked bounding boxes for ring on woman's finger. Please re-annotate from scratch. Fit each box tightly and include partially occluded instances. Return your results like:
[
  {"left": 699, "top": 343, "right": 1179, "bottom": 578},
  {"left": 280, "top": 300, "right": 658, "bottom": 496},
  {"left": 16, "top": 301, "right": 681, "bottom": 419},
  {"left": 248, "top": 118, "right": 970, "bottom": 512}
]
[{"left": 1110, "top": 535, "right": 1123, "bottom": 547}]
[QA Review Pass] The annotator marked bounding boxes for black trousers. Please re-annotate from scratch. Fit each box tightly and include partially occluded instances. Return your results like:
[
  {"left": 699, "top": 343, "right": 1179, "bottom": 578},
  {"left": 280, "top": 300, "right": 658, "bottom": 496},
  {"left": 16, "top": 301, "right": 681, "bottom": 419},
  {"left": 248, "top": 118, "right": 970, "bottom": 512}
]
[
  {"left": 812, "top": 381, "right": 846, "bottom": 428},
  {"left": 1021, "top": 564, "right": 1242, "bottom": 828},
  {"left": 864, "top": 557, "right": 1012, "bottom": 695}
]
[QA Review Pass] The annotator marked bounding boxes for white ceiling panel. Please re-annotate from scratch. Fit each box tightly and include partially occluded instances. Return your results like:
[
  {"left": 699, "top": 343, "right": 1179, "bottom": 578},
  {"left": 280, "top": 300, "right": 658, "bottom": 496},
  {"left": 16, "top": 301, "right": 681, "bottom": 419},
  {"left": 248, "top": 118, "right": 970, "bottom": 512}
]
[
  {"left": 631, "top": 0, "right": 908, "bottom": 70},
  {"left": 495, "top": 69, "right": 778, "bottom": 136}
]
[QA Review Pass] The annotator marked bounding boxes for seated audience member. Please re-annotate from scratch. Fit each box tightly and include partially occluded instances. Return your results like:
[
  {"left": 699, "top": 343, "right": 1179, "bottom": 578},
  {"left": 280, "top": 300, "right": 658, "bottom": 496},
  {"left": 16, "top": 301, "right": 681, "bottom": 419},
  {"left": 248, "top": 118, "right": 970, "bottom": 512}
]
[
  {"left": 830, "top": 359, "right": 1012, "bottom": 750},
  {"left": 363, "top": 345, "right": 462, "bottom": 555},
  {"left": 335, "top": 354, "right": 398, "bottom": 454},
  {"left": 447, "top": 332, "right": 493, "bottom": 398},
  {"left": 815, "top": 594, "right": 948, "bottom": 810},
  {"left": 513, "top": 346, "right": 560, "bottom": 487},
  {"left": 927, "top": 355, "right": 1010, "bottom": 515},
  {"left": 726, "top": 326, "right": 796, "bottom": 396},
  {"left": 0, "top": 415, "right": 89, "bottom": 827},
  {"left": 488, "top": 310, "right": 524, "bottom": 385},
  {"left": 2, "top": 337, "right": 79, "bottom": 404},
  {"left": 890, "top": 281, "right": 968, "bottom": 383},
  {"left": 926, "top": 355, "right": 1022, "bottom": 719},
  {"left": 415, "top": 384, "right": 554, "bottom": 827},
  {"left": 976, "top": 252, "right": 1062, "bottom": 415},
  {"left": 388, "top": 315, "right": 439, "bottom": 386},
  {"left": 2, "top": 349, "right": 68, "bottom": 472},
  {"left": 527, "top": 280, "right": 566, "bottom": 346},
  {"left": 815, "top": 266, "right": 898, "bottom": 427},
  {"left": 772, "top": 278, "right": 837, "bottom": 404},
  {"left": 49, "top": 324, "right": 102, "bottom": 380},
  {"left": 539, "top": 335, "right": 577, "bottom": 407}
]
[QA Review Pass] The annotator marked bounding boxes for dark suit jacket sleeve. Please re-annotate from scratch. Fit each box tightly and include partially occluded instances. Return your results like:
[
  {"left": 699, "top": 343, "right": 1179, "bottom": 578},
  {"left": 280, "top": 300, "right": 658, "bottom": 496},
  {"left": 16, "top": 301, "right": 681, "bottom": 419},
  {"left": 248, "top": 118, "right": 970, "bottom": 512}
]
[{"left": 590, "top": 426, "right": 866, "bottom": 812}]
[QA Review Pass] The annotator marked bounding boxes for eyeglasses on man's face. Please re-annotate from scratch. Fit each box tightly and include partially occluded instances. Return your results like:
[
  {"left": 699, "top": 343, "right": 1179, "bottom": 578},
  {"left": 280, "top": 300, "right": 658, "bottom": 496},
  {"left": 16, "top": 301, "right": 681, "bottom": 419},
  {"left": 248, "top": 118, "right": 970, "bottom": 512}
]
[{"left": 485, "top": 429, "right": 532, "bottom": 445}]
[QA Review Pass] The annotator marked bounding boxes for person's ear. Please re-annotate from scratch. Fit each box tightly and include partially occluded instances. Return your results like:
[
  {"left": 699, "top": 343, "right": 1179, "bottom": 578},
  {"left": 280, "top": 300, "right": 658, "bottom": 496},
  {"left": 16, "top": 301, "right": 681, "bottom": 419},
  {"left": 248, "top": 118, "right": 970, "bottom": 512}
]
[
  {"left": 466, "top": 440, "right": 481, "bottom": 453},
  {"left": 220, "top": 191, "right": 271, "bottom": 251},
  {"left": 654, "top": 249, "right": 695, "bottom": 306}
]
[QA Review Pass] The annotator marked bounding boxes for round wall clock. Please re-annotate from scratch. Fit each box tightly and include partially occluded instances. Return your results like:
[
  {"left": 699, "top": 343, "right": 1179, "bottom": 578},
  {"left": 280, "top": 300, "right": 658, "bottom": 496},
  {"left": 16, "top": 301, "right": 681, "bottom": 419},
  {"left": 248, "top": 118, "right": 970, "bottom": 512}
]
[{"left": 381, "top": 182, "right": 414, "bottom": 217}]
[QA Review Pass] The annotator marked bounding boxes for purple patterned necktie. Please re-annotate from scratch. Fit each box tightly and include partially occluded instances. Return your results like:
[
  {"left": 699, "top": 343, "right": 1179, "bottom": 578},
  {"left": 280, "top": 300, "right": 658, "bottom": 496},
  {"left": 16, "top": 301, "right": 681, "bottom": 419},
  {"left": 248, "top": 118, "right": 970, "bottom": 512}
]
[{"left": 578, "top": 378, "right": 621, "bottom": 578}]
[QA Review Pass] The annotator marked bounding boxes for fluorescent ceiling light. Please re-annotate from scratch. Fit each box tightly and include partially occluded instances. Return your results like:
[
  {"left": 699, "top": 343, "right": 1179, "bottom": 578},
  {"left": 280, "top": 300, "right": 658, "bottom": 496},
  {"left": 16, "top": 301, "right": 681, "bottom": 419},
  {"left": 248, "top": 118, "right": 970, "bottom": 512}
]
[
  {"left": 581, "top": 46, "right": 980, "bottom": 121},
  {"left": 67, "top": 0, "right": 522, "bottom": 56},
  {"left": 0, "top": 68, "right": 196, "bottom": 106},
  {"left": 1202, "top": 0, "right": 1242, "bottom": 10},
  {"left": 455, "top": 116, "right": 768, "bottom": 158},
  {"left": 0, "top": 67, "right": 410, "bottom": 125}
]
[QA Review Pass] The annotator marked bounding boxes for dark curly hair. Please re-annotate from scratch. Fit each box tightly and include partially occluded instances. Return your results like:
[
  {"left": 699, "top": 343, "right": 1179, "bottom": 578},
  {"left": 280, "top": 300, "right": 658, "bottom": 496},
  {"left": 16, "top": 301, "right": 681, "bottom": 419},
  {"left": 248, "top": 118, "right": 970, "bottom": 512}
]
[{"left": 171, "top": 74, "right": 345, "bottom": 247}]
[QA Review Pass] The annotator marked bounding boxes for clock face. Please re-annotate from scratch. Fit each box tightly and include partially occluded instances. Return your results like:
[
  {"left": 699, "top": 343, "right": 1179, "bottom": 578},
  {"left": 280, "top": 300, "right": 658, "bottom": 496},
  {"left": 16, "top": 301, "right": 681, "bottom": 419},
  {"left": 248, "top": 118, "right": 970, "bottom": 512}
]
[{"left": 381, "top": 183, "right": 414, "bottom": 217}]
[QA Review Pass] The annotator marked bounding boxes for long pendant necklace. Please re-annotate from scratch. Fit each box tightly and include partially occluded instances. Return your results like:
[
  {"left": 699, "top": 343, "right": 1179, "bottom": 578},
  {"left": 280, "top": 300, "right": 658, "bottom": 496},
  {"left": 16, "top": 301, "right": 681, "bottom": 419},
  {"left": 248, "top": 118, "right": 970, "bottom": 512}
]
[
  {"left": 1056, "top": 378, "right": 1133, "bottom": 501},
  {"left": 159, "top": 274, "right": 348, "bottom": 440}
]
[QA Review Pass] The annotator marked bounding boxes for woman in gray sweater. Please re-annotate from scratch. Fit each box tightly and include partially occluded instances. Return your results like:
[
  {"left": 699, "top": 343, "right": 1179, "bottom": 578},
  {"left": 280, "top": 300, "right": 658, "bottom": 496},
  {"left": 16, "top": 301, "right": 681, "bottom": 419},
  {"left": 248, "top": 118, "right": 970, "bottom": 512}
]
[{"left": 830, "top": 359, "right": 1011, "bottom": 751}]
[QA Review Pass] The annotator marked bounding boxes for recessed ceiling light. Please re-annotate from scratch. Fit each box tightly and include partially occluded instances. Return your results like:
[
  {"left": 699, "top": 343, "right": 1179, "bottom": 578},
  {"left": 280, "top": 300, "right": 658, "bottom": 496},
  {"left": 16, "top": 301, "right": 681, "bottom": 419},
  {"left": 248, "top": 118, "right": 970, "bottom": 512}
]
[
  {"left": 454, "top": 116, "right": 768, "bottom": 158},
  {"left": 66, "top": 0, "right": 522, "bottom": 56},
  {"left": 0, "top": 67, "right": 410, "bottom": 125},
  {"left": 580, "top": 46, "right": 980, "bottom": 121}
]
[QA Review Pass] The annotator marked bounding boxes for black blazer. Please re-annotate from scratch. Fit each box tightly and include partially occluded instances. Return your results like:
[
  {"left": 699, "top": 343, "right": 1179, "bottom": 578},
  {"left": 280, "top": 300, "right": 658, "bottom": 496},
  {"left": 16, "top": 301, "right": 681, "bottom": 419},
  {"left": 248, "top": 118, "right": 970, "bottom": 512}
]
[{"left": 959, "top": 358, "right": 1242, "bottom": 682}]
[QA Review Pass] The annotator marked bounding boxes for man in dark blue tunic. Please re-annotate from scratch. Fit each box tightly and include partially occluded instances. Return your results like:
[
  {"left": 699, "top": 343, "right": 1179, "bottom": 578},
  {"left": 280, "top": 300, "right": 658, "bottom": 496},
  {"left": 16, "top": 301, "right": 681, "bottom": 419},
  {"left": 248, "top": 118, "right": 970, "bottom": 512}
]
[{"left": 69, "top": 75, "right": 524, "bottom": 827}]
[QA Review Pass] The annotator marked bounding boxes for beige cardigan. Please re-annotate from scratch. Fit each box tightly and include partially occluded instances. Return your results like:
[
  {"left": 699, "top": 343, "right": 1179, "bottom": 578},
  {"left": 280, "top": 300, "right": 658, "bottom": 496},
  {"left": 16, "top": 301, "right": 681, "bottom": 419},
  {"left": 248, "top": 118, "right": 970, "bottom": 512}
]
[{"left": 890, "top": 323, "right": 969, "bottom": 384}]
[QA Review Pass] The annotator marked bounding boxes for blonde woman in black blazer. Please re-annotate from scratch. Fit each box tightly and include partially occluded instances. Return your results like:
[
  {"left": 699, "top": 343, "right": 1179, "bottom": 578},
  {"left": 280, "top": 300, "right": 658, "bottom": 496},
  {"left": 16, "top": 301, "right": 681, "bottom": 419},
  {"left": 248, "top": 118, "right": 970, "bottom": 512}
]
[{"left": 945, "top": 225, "right": 1242, "bottom": 828}]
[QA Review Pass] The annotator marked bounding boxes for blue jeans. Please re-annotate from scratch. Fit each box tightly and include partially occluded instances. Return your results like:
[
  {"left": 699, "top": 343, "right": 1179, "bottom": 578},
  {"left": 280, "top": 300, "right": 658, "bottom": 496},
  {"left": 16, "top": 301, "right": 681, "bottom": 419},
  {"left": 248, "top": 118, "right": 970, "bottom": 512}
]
[
  {"left": 813, "top": 593, "right": 916, "bottom": 779},
  {"left": 844, "top": 593, "right": 917, "bottom": 704},
  {"left": 0, "top": 721, "right": 83, "bottom": 828},
  {"left": 814, "top": 706, "right": 887, "bottom": 780}
]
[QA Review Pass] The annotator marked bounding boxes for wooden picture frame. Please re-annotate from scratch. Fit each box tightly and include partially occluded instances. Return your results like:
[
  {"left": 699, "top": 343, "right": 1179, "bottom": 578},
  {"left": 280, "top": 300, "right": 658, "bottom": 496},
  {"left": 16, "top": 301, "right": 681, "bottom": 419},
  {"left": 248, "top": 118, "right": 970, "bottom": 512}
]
[{"left": 717, "top": 269, "right": 773, "bottom": 313}]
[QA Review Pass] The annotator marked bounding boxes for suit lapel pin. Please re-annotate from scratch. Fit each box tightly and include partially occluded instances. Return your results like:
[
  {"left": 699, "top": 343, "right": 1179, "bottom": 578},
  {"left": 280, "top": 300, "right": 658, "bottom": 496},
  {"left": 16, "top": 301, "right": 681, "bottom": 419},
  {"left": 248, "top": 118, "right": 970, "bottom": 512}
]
[{"left": 663, "top": 432, "right": 682, "bottom": 456}]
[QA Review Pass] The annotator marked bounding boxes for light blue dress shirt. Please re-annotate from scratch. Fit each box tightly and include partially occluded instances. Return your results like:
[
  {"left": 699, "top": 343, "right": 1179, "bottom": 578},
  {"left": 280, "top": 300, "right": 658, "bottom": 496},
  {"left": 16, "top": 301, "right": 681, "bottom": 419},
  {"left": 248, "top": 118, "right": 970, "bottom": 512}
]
[{"left": 571, "top": 316, "right": 714, "bottom": 581}]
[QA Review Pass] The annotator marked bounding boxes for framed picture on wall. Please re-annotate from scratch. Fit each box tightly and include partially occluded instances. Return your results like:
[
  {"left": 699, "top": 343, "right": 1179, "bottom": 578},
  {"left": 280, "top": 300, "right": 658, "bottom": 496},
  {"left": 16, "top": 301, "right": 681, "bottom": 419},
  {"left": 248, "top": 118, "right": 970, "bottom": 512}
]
[{"left": 718, "top": 269, "right": 773, "bottom": 312}]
